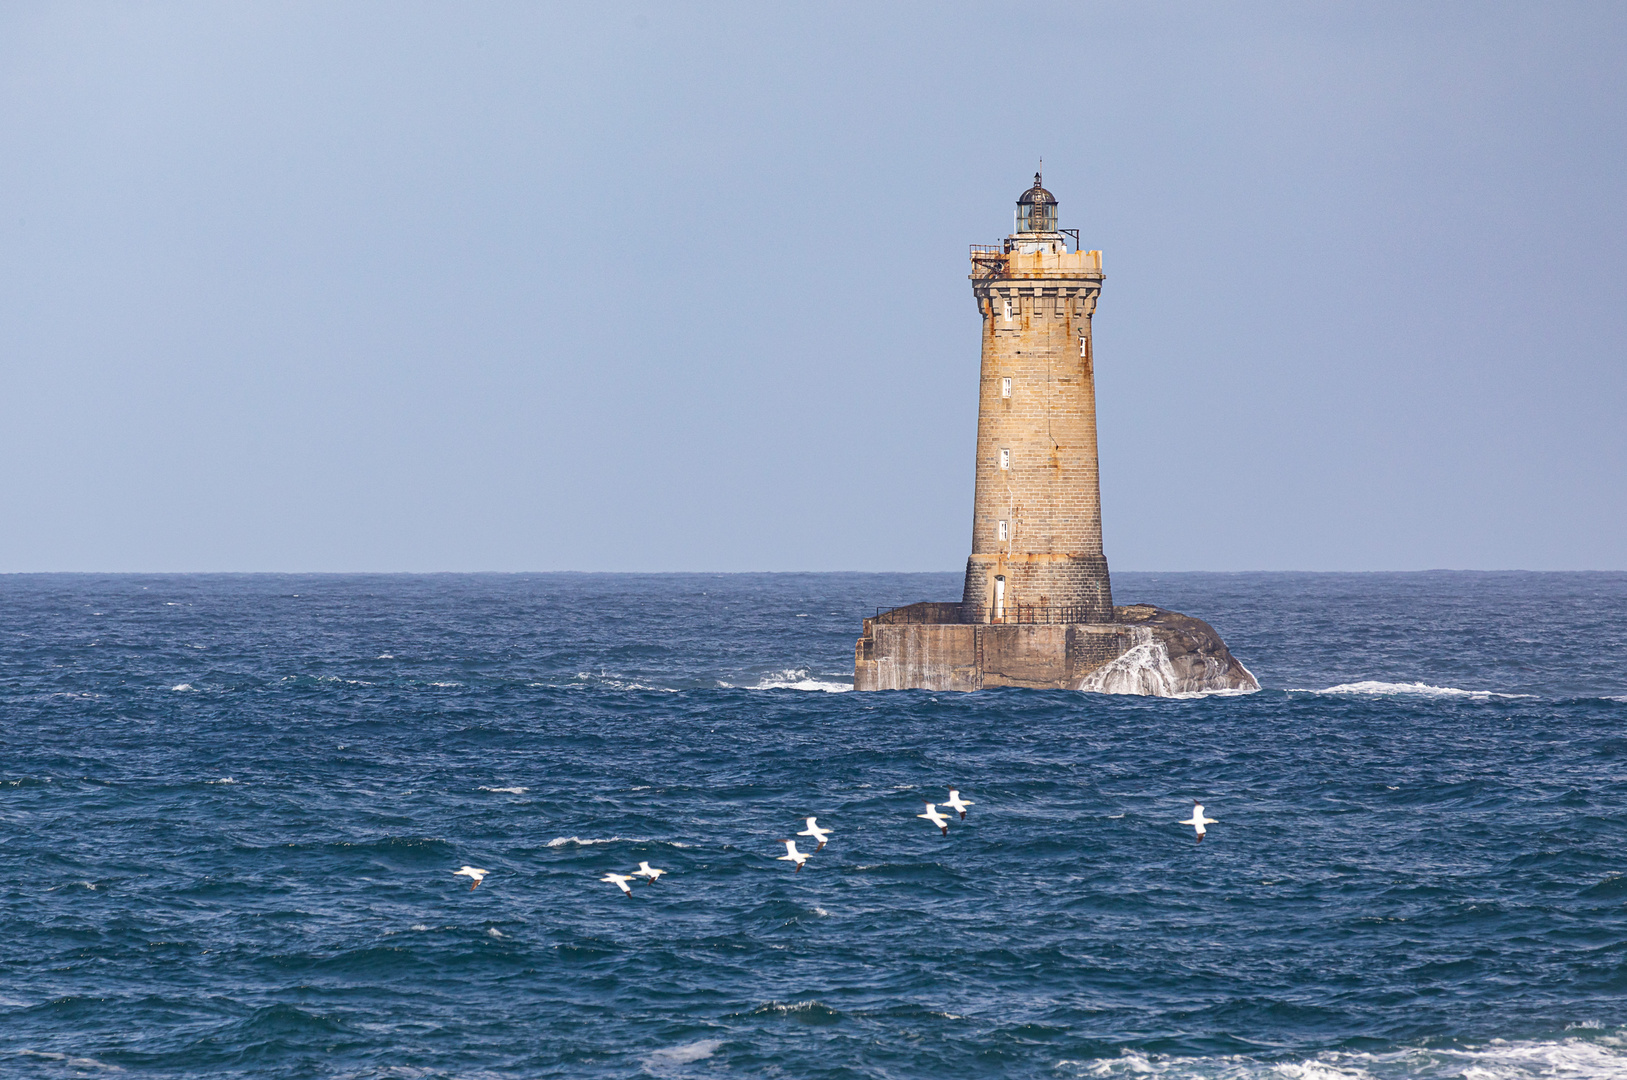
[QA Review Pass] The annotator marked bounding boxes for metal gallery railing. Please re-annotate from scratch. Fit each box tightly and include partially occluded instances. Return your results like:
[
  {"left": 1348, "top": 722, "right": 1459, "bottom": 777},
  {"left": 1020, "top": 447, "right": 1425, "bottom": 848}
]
[{"left": 985, "top": 603, "right": 1101, "bottom": 625}]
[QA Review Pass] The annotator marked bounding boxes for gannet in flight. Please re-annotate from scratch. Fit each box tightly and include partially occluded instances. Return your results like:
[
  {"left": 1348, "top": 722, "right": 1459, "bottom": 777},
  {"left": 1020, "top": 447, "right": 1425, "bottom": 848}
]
[
  {"left": 943, "top": 789, "right": 974, "bottom": 819},
  {"left": 633, "top": 861, "right": 666, "bottom": 883},
  {"left": 454, "top": 866, "right": 489, "bottom": 889},
  {"left": 1179, "top": 801, "right": 1218, "bottom": 843},
  {"left": 918, "top": 803, "right": 950, "bottom": 835},
  {"left": 601, "top": 872, "right": 634, "bottom": 896},
  {"left": 777, "top": 839, "right": 810, "bottom": 872},
  {"left": 797, "top": 817, "right": 830, "bottom": 851}
]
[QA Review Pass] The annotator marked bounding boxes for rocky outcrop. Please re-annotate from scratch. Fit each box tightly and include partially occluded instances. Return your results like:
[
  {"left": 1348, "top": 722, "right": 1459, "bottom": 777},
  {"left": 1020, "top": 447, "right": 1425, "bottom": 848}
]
[{"left": 1076, "top": 605, "right": 1259, "bottom": 697}]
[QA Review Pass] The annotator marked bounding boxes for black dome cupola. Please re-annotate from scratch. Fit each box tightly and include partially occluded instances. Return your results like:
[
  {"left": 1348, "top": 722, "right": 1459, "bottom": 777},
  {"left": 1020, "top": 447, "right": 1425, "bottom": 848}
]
[{"left": 1016, "top": 172, "right": 1058, "bottom": 233}]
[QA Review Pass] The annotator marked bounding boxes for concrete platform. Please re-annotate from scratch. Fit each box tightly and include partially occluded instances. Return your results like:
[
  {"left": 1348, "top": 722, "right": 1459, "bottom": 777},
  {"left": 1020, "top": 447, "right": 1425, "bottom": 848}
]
[{"left": 853, "top": 603, "right": 1258, "bottom": 696}]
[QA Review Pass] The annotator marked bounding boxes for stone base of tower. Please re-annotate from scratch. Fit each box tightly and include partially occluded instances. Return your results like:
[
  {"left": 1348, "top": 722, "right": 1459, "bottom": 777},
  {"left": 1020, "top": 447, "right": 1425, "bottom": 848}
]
[
  {"left": 852, "top": 602, "right": 1258, "bottom": 697},
  {"left": 962, "top": 553, "right": 1115, "bottom": 625}
]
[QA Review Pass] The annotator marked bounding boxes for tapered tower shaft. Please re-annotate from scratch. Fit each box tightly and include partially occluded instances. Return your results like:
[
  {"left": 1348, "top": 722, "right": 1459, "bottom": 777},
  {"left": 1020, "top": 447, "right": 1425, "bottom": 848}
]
[{"left": 962, "top": 174, "right": 1113, "bottom": 624}]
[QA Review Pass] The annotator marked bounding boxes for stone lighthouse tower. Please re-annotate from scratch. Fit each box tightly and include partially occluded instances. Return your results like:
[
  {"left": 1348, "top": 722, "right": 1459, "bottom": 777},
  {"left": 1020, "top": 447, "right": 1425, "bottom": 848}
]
[
  {"left": 852, "top": 175, "right": 1258, "bottom": 695},
  {"left": 962, "top": 173, "right": 1113, "bottom": 625}
]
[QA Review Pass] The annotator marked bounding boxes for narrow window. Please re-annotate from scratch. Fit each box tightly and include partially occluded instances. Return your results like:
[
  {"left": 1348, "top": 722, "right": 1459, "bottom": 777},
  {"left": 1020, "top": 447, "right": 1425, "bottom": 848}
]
[
  {"left": 998, "top": 519, "right": 1008, "bottom": 540},
  {"left": 1079, "top": 333, "right": 1087, "bottom": 358},
  {"left": 1001, "top": 377, "right": 1012, "bottom": 398},
  {"left": 994, "top": 576, "right": 1006, "bottom": 621},
  {"left": 1003, "top": 298, "right": 1012, "bottom": 323},
  {"left": 999, "top": 448, "right": 1010, "bottom": 470}
]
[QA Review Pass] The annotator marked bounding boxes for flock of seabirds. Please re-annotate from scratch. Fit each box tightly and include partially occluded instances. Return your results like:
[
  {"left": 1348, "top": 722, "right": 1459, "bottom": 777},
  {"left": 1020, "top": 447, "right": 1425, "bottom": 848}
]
[{"left": 449, "top": 795, "right": 1221, "bottom": 896}]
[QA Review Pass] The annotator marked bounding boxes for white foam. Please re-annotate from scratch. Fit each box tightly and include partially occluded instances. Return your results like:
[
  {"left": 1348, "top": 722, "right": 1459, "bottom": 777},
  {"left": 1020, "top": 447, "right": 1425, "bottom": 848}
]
[
  {"left": 376, "top": 654, "right": 395, "bottom": 659},
  {"left": 1057, "top": 1034, "right": 1627, "bottom": 1079},
  {"left": 1079, "top": 628, "right": 1259, "bottom": 698},
  {"left": 206, "top": 777, "right": 235, "bottom": 785},
  {"left": 18, "top": 1050, "right": 123, "bottom": 1071},
  {"left": 546, "top": 835, "right": 689, "bottom": 848},
  {"left": 721, "top": 668, "right": 851, "bottom": 693},
  {"left": 571, "top": 671, "right": 678, "bottom": 692},
  {"left": 1297, "top": 681, "right": 1531, "bottom": 700},
  {"left": 642, "top": 1038, "right": 723, "bottom": 1071},
  {"left": 479, "top": 786, "right": 527, "bottom": 794},
  {"left": 429, "top": 682, "right": 462, "bottom": 688},
  {"left": 170, "top": 683, "right": 193, "bottom": 692},
  {"left": 486, "top": 928, "right": 503, "bottom": 938}
]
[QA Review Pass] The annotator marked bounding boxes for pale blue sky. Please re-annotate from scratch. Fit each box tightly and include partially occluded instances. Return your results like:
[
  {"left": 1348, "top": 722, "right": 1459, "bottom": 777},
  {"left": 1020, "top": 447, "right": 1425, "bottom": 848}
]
[{"left": 1, "top": 3, "right": 1623, "bottom": 571}]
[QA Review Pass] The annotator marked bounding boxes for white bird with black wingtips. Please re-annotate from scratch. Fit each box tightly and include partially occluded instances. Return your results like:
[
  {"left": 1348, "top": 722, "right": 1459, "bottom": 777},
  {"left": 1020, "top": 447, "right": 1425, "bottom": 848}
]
[
  {"left": 918, "top": 803, "right": 951, "bottom": 836},
  {"left": 1180, "top": 801, "right": 1218, "bottom": 843},
  {"left": 943, "top": 789, "right": 973, "bottom": 819},
  {"left": 797, "top": 817, "right": 831, "bottom": 852},
  {"left": 777, "top": 839, "right": 810, "bottom": 872},
  {"left": 454, "top": 866, "right": 488, "bottom": 890},
  {"left": 633, "top": 861, "right": 666, "bottom": 883},
  {"left": 602, "top": 872, "right": 635, "bottom": 896}
]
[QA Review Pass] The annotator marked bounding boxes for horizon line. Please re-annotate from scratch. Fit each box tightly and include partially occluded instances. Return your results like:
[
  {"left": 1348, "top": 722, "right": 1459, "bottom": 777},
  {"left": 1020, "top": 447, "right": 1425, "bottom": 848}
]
[{"left": 2, "top": 568, "right": 1624, "bottom": 577}]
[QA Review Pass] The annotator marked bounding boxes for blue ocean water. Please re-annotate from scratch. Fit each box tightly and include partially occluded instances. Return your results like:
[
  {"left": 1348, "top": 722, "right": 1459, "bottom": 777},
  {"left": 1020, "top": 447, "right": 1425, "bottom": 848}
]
[{"left": 4, "top": 571, "right": 1627, "bottom": 1079}]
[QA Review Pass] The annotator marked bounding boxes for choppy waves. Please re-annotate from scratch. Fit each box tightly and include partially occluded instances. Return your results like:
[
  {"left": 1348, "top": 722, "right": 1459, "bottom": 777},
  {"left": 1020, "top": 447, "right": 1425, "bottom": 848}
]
[{"left": 3, "top": 571, "right": 1625, "bottom": 1078}]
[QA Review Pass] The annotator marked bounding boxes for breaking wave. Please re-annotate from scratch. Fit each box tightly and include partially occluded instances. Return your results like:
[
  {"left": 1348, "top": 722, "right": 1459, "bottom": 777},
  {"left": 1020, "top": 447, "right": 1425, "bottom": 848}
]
[
  {"left": 546, "top": 836, "right": 691, "bottom": 848},
  {"left": 719, "top": 668, "right": 851, "bottom": 693},
  {"left": 1060, "top": 1032, "right": 1627, "bottom": 1079},
  {"left": 1296, "top": 680, "right": 1531, "bottom": 699},
  {"left": 1078, "top": 627, "right": 1258, "bottom": 698}
]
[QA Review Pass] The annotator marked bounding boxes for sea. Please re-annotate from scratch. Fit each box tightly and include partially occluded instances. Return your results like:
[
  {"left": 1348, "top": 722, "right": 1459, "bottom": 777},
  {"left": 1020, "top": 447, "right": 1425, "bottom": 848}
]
[{"left": 4, "top": 570, "right": 1627, "bottom": 1079}]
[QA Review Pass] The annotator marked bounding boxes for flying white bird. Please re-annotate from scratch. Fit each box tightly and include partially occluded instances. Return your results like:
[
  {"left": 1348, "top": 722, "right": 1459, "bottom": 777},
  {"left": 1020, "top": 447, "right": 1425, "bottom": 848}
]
[
  {"left": 1179, "top": 801, "right": 1218, "bottom": 843},
  {"left": 633, "top": 861, "right": 666, "bottom": 883},
  {"left": 601, "top": 872, "right": 634, "bottom": 896},
  {"left": 454, "top": 866, "right": 489, "bottom": 890},
  {"left": 918, "top": 803, "right": 950, "bottom": 836},
  {"left": 777, "top": 839, "right": 810, "bottom": 872},
  {"left": 943, "top": 789, "right": 974, "bottom": 819},
  {"left": 797, "top": 817, "right": 831, "bottom": 851}
]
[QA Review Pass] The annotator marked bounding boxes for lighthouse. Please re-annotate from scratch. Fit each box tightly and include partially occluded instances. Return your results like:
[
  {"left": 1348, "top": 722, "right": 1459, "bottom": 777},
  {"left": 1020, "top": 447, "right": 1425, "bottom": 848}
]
[
  {"left": 963, "top": 173, "right": 1113, "bottom": 626},
  {"left": 853, "top": 175, "right": 1258, "bottom": 696}
]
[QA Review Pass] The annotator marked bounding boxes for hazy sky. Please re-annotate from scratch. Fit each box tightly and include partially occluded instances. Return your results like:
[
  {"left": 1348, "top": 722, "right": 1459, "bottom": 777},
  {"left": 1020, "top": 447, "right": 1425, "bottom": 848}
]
[{"left": 2, "top": 3, "right": 1623, "bottom": 572}]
